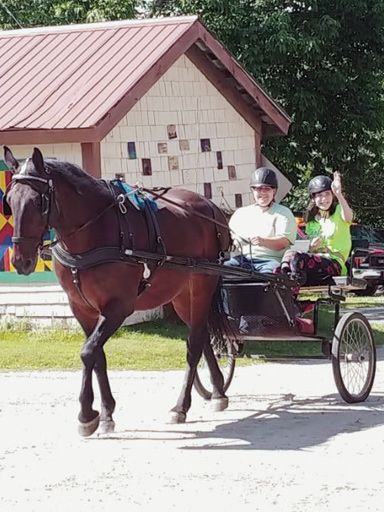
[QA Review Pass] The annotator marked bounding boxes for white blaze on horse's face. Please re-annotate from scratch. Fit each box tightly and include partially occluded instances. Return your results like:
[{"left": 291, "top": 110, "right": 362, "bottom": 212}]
[{"left": 18, "top": 158, "right": 30, "bottom": 176}]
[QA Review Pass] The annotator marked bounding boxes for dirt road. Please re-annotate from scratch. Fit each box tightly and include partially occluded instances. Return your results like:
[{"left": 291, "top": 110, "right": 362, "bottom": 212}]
[{"left": 1, "top": 353, "right": 384, "bottom": 512}]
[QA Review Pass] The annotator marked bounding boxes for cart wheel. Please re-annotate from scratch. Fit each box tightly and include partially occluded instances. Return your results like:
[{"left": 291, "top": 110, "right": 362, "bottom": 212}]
[
  {"left": 194, "top": 336, "right": 236, "bottom": 400},
  {"left": 332, "top": 311, "right": 376, "bottom": 403}
]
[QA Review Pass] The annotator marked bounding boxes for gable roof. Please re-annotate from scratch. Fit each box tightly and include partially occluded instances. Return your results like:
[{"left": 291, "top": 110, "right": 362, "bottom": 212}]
[{"left": 0, "top": 16, "right": 291, "bottom": 145}]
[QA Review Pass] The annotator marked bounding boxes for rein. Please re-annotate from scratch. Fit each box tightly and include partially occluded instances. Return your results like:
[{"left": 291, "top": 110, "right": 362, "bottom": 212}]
[
  {"left": 142, "top": 186, "right": 247, "bottom": 245},
  {"left": 142, "top": 187, "right": 230, "bottom": 232}
]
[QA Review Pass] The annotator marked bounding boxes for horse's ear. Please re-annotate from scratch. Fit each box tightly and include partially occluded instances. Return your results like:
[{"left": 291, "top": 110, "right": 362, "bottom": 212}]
[
  {"left": 3, "top": 146, "right": 19, "bottom": 173},
  {"left": 31, "top": 147, "right": 45, "bottom": 174}
]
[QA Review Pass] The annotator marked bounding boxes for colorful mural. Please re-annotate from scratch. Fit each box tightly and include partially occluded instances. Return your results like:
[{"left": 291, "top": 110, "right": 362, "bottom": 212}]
[{"left": 0, "top": 163, "right": 53, "bottom": 274}]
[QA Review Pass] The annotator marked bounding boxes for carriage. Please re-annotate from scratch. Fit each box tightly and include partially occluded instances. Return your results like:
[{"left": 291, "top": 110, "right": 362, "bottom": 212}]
[
  {"left": 3, "top": 146, "right": 377, "bottom": 437},
  {"left": 194, "top": 269, "right": 377, "bottom": 404}
]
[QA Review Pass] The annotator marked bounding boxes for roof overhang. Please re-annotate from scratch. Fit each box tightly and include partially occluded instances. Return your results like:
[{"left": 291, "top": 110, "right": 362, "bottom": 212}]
[{"left": 0, "top": 17, "right": 291, "bottom": 145}]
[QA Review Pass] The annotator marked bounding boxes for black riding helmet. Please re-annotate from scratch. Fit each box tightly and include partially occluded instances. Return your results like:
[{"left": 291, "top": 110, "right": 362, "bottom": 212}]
[
  {"left": 308, "top": 175, "right": 332, "bottom": 196},
  {"left": 250, "top": 167, "right": 278, "bottom": 189}
]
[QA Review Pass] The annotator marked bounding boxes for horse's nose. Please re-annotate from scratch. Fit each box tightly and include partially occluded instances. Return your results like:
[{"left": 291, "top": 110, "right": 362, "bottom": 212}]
[
  {"left": 12, "top": 254, "right": 35, "bottom": 275},
  {"left": 22, "top": 258, "right": 34, "bottom": 275}
]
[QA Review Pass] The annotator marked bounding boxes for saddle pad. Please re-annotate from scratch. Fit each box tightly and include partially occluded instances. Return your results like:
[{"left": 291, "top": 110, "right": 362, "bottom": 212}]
[{"left": 111, "top": 180, "right": 158, "bottom": 213}]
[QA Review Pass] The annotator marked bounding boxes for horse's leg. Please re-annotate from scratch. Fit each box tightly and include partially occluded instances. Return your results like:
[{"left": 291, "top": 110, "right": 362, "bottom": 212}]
[
  {"left": 70, "top": 304, "right": 118, "bottom": 435},
  {"left": 201, "top": 341, "right": 229, "bottom": 411},
  {"left": 94, "top": 350, "right": 117, "bottom": 434},
  {"left": 169, "top": 276, "right": 228, "bottom": 423},
  {"left": 75, "top": 301, "right": 131, "bottom": 437}
]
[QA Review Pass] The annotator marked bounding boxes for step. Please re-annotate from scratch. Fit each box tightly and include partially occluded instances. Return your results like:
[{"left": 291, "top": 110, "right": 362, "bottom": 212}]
[{"left": 0, "top": 284, "right": 163, "bottom": 329}]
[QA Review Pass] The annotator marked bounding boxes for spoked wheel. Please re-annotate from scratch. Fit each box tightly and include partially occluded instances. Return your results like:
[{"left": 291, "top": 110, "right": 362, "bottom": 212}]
[
  {"left": 332, "top": 311, "right": 376, "bottom": 403},
  {"left": 194, "top": 336, "right": 236, "bottom": 400}
]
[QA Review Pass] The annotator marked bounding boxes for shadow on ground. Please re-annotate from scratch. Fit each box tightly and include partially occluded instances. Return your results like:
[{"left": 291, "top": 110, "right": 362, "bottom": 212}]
[{"left": 91, "top": 392, "right": 384, "bottom": 451}]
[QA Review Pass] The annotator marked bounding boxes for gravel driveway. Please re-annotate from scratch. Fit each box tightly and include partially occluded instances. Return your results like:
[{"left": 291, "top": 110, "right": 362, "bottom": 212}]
[{"left": 1, "top": 351, "right": 384, "bottom": 512}]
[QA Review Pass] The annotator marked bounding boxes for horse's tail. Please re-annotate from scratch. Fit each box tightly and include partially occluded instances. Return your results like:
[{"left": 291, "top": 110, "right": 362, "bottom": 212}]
[{"left": 207, "top": 277, "right": 238, "bottom": 349}]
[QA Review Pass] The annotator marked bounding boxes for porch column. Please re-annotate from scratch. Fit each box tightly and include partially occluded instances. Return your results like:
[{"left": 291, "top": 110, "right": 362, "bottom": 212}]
[
  {"left": 255, "top": 130, "right": 262, "bottom": 167},
  {"left": 81, "top": 142, "right": 101, "bottom": 178}
]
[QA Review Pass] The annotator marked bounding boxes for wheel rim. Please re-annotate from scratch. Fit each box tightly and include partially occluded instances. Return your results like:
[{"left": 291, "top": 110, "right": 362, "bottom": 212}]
[{"left": 338, "top": 318, "right": 374, "bottom": 397}]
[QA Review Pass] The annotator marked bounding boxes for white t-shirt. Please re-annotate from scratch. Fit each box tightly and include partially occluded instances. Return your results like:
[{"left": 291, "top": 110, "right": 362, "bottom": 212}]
[{"left": 229, "top": 202, "right": 297, "bottom": 261}]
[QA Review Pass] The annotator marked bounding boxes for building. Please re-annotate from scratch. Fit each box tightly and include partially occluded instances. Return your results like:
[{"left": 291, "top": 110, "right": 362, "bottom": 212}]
[{"left": 0, "top": 16, "right": 291, "bottom": 323}]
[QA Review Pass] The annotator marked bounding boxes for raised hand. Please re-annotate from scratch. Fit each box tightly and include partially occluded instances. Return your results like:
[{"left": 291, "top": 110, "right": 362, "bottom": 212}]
[{"left": 331, "top": 171, "right": 342, "bottom": 198}]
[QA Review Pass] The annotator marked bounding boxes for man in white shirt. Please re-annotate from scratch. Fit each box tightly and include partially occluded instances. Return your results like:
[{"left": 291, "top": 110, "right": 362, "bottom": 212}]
[{"left": 227, "top": 167, "right": 296, "bottom": 273}]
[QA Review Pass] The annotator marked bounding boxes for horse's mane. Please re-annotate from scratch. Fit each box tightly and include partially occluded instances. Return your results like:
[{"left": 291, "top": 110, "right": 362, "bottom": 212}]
[
  {"left": 44, "top": 159, "right": 95, "bottom": 180},
  {"left": 42, "top": 158, "right": 107, "bottom": 196}
]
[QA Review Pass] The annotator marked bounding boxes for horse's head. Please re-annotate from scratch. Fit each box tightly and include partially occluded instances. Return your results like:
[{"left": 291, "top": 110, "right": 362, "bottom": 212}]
[{"left": 3, "top": 147, "right": 53, "bottom": 275}]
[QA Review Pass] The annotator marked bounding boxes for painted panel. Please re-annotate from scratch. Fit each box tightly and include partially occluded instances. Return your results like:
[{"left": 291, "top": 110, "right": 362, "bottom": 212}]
[{"left": 0, "top": 163, "right": 54, "bottom": 275}]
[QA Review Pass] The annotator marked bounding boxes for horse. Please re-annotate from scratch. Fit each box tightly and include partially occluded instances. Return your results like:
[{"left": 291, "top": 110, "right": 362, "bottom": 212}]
[{"left": 3, "top": 146, "right": 231, "bottom": 436}]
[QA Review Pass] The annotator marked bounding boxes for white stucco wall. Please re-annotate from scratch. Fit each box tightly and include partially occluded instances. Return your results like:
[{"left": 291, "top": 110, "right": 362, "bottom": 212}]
[
  {"left": 101, "top": 55, "right": 256, "bottom": 210},
  {"left": 2, "top": 144, "right": 82, "bottom": 166}
]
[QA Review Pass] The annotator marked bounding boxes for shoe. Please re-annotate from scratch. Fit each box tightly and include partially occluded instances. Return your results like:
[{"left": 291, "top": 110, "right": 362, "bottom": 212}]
[{"left": 292, "top": 271, "right": 307, "bottom": 286}]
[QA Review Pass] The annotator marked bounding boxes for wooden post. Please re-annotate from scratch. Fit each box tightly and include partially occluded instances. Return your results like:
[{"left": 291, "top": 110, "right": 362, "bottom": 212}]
[
  {"left": 255, "top": 130, "right": 262, "bottom": 167},
  {"left": 81, "top": 142, "right": 101, "bottom": 178}
]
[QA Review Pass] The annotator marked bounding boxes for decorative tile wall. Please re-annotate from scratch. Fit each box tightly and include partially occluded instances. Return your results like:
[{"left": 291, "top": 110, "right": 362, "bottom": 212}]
[{"left": 101, "top": 55, "right": 256, "bottom": 209}]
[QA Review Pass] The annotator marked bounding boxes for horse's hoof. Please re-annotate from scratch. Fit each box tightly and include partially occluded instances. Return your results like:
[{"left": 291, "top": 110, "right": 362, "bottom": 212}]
[
  {"left": 78, "top": 414, "right": 100, "bottom": 437},
  {"left": 169, "top": 411, "right": 187, "bottom": 424},
  {"left": 99, "top": 420, "right": 115, "bottom": 434},
  {"left": 212, "top": 397, "right": 229, "bottom": 412}
]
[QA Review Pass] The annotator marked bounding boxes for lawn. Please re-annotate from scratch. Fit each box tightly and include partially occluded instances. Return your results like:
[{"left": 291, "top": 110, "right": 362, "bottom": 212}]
[
  {"left": 0, "top": 320, "right": 189, "bottom": 371},
  {"left": 1, "top": 294, "right": 383, "bottom": 370}
]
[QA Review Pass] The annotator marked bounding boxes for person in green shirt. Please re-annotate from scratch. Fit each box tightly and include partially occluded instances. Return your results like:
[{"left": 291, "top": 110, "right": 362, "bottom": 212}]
[{"left": 281, "top": 172, "right": 353, "bottom": 285}]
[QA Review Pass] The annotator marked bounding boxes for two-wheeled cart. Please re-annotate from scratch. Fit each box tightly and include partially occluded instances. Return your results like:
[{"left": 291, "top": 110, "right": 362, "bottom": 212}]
[{"left": 194, "top": 271, "right": 376, "bottom": 404}]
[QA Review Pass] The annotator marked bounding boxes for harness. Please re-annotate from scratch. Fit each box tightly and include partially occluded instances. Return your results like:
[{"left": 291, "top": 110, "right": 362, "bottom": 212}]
[{"left": 4, "top": 173, "right": 230, "bottom": 313}]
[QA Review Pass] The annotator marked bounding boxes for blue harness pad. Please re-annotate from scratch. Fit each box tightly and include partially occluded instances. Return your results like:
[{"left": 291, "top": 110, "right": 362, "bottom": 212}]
[{"left": 111, "top": 180, "right": 158, "bottom": 213}]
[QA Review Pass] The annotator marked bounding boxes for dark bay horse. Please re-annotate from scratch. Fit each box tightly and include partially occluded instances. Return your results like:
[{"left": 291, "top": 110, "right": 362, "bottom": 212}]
[{"left": 3, "top": 147, "right": 230, "bottom": 436}]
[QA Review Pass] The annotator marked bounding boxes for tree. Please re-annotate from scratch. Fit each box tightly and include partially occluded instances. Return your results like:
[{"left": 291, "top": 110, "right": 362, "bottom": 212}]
[
  {"left": 0, "top": 0, "right": 139, "bottom": 28},
  {"left": 1, "top": 0, "right": 384, "bottom": 222},
  {"left": 149, "top": 0, "right": 384, "bottom": 224}
]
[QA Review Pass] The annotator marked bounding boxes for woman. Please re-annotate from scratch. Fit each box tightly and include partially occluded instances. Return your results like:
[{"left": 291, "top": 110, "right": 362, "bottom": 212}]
[
  {"left": 281, "top": 172, "right": 353, "bottom": 285},
  {"left": 226, "top": 167, "right": 297, "bottom": 273}
]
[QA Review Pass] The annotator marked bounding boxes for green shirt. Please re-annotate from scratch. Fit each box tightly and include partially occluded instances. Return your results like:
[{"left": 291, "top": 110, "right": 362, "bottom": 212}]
[{"left": 306, "top": 204, "right": 352, "bottom": 275}]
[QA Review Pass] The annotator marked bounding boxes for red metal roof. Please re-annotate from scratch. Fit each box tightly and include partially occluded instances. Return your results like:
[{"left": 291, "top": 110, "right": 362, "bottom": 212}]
[{"left": 0, "top": 16, "right": 291, "bottom": 144}]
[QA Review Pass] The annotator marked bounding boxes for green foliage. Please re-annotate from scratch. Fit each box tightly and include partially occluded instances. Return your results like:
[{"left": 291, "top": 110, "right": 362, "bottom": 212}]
[
  {"left": 1, "top": 0, "right": 384, "bottom": 224},
  {"left": 150, "top": 0, "right": 384, "bottom": 225},
  {"left": 0, "top": 0, "right": 139, "bottom": 28}
]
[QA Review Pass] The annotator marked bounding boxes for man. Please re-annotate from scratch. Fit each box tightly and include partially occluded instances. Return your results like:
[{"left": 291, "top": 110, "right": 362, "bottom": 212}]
[{"left": 227, "top": 167, "right": 296, "bottom": 273}]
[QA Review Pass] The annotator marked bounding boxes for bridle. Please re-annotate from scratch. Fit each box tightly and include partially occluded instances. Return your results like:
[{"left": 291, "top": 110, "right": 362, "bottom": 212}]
[
  {"left": 3, "top": 171, "right": 116, "bottom": 249},
  {"left": 4, "top": 173, "right": 54, "bottom": 247}
]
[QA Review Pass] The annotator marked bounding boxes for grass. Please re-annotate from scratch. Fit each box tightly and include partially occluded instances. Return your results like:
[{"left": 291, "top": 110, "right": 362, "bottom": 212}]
[
  {"left": 0, "top": 320, "right": 189, "bottom": 371},
  {"left": 1, "top": 294, "right": 384, "bottom": 369}
]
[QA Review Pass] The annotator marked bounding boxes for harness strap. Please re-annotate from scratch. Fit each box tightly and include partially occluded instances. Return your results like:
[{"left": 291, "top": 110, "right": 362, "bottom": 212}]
[
  {"left": 143, "top": 187, "right": 230, "bottom": 233},
  {"left": 137, "top": 197, "right": 167, "bottom": 294},
  {"left": 70, "top": 268, "right": 99, "bottom": 313},
  {"left": 52, "top": 244, "right": 140, "bottom": 269},
  {"left": 51, "top": 243, "right": 285, "bottom": 284}
]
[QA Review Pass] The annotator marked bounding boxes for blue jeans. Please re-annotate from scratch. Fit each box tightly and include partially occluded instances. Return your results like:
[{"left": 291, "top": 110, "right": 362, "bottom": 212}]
[{"left": 224, "top": 255, "right": 280, "bottom": 273}]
